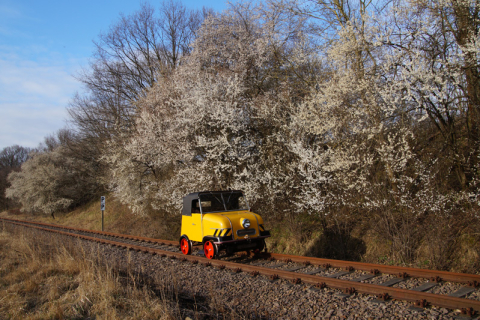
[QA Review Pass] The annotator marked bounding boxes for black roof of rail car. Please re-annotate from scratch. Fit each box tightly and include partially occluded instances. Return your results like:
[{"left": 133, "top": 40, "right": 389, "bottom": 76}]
[{"left": 181, "top": 190, "right": 244, "bottom": 216}]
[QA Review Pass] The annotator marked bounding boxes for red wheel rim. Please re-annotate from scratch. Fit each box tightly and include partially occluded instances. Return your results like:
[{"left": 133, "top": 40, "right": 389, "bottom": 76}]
[
  {"left": 204, "top": 241, "right": 216, "bottom": 259},
  {"left": 181, "top": 238, "right": 190, "bottom": 255}
]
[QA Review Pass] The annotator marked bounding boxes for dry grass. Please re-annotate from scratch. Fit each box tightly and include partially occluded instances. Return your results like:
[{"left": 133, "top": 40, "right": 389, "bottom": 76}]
[
  {"left": 0, "top": 195, "right": 181, "bottom": 241},
  {"left": 2, "top": 195, "right": 478, "bottom": 273},
  {"left": 0, "top": 224, "right": 180, "bottom": 320}
]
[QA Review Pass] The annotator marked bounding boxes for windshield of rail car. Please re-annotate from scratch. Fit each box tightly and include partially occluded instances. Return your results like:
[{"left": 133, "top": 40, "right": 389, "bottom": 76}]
[{"left": 199, "top": 191, "right": 249, "bottom": 213}]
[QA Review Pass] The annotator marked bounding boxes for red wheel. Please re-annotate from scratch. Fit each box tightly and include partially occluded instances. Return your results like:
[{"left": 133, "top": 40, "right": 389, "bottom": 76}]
[
  {"left": 180, "top": 237, "right": 191, "bottom": 255},
  {"left": 257, "top": 239, "right": 266, "bottom": 252},
  {"left": 203, "top": 240, "right": 217, "bottom": 259}
]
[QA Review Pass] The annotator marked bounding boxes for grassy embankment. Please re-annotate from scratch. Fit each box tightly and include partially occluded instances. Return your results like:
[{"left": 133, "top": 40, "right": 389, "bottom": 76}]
[
  {"left": 0, "top": 198, "right": 202, "bottom": 319},
  {"left": 0, "top": 196, "right": 181, "bottom": 241},
  {"left": 2, "top": 196, "right": 479, "bottom": 274},
  {"left": 0, "top": 222, "right": 187, "bottom": 319},
  {"left": 0, "top": 197, "right": 320, "bottom": 258}
]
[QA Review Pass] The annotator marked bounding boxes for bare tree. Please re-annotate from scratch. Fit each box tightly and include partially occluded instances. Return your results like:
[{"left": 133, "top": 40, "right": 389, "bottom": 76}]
[
  {"left": 74, "top": 1, "right": 205, "bottom": 110},
  {"left": 71, "top": 1, "right": 206, "bottom": 131},
  {"left": 0, "top": 145, "right": 30, "bottom": 168},
  {"left": 158, "top": 0, "right": 205, "bottom": 69},
  {"left": 68, "top": 1, "right": 209, "bottom": 190}
]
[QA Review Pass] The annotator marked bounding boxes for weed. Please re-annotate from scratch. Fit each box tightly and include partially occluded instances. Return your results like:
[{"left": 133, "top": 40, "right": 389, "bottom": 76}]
[{"left": 0, "top": 226, "right": 181, "bottom": 319}]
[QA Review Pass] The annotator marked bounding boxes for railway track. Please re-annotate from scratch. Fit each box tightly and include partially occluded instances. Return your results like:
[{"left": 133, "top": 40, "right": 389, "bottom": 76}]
[{"left": 1, "top": 216, "right": 479, "bottom": 318}]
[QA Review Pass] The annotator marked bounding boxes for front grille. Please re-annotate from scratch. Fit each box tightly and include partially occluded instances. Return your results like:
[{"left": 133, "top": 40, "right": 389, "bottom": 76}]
[{"left": 236, "top": 228, "right": 256, "bottom": 237}]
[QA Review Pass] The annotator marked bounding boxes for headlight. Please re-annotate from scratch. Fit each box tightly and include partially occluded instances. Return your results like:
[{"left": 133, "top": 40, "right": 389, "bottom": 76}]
[{"left": 242, "top": 218, "right": 251, "bottom": 229}]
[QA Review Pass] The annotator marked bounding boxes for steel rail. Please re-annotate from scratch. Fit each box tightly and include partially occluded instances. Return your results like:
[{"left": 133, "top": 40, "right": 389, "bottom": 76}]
[
  {"left": 3, "top": 217, "right": 479, "bottom": 284},
  {"left": 2, "top": 217, "right": 480, "bottom": 283},
  {"left": 0, "top": 216, "right": 179, "bottom": 245},
  {"left": 2, "top": 217, "right": 480, "bottom": 314},
  {"left": 261, "top": 252, "right": 480, "bottom": 285}
]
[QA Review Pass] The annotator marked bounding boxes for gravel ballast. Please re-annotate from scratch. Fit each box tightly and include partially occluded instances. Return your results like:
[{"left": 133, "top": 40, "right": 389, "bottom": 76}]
[
  {"left": 4, "top": 222, "right": 478, "bottom": 319},
  {"left": 100, "top": 244, "right": 472, "bottom": 319}
]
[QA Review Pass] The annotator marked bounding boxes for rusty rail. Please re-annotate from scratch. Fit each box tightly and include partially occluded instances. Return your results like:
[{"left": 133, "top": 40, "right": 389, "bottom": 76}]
[
  {"left": 261, "top": 252, "right": 480, "bottom": 285},
  {"left": 0, "top": 216, "right": 178, "bottom": 245},
  {"left": 2, "top": 217, "right": 480, "bottom": 315}
]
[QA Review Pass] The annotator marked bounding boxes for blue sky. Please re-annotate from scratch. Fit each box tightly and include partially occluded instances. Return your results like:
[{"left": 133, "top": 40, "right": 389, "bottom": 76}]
[{"left": 0, "top": 0, "right": 227, "bottom": 150}]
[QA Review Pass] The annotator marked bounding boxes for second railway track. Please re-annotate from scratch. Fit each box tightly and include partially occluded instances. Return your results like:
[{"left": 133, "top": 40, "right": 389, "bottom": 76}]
[{"left": 1, "top": 216, "right": 479, "bottom": 318}]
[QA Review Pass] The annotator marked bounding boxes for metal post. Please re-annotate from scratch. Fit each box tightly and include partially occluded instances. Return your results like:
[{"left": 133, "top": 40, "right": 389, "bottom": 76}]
[{"left": 100, "top": 196, "right": 105, "bottom": 231}]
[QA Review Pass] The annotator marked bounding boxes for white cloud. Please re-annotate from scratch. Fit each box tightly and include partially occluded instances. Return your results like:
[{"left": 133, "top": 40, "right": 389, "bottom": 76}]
[
  {"left": 0, "top": 3, "right": 22, "bottom": 19},
  {"left": 0, "top": 2, "right": 30, "bottom": 38},
  {"left": 0, "top": 49, "right": 81, "bottom": 149},
  {"left": 0, "top": 101, "right": 68, "bottom": 148}
]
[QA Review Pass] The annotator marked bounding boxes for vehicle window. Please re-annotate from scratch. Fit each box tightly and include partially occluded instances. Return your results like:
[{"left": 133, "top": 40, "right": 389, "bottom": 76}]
[
  {"left": 199, "top": 194, "right": 224, "bottom": 213},
  {"left": 224, "top": 192, "right": 249, "bottom": 211},
  {"left": 200, "top": 201, "right": 211, "bottom": 210},
  {"left": 191, "top": 200, "right": 200, "bottom": 213},
  {"left": 199, "top": 192, "right": 249, "bottom": 212},
  {"left": 238, "top": 196, "right": 248, "bottom": 210}
]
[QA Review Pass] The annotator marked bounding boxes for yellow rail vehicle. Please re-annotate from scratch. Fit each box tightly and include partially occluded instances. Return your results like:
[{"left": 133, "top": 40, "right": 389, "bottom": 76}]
[{"left": 179, "top": 190, "right": 270, "bottom": 259}]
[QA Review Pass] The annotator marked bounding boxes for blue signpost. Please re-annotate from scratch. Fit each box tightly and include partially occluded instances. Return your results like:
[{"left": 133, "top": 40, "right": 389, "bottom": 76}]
[{"left": 100, "top": 196, "right": 105, "bottom": 231}]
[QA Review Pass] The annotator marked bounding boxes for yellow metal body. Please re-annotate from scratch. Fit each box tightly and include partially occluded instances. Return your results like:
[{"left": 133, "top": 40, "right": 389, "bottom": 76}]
[{"left": 181, "top": 210, "right": 264, "bottom": 243}]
